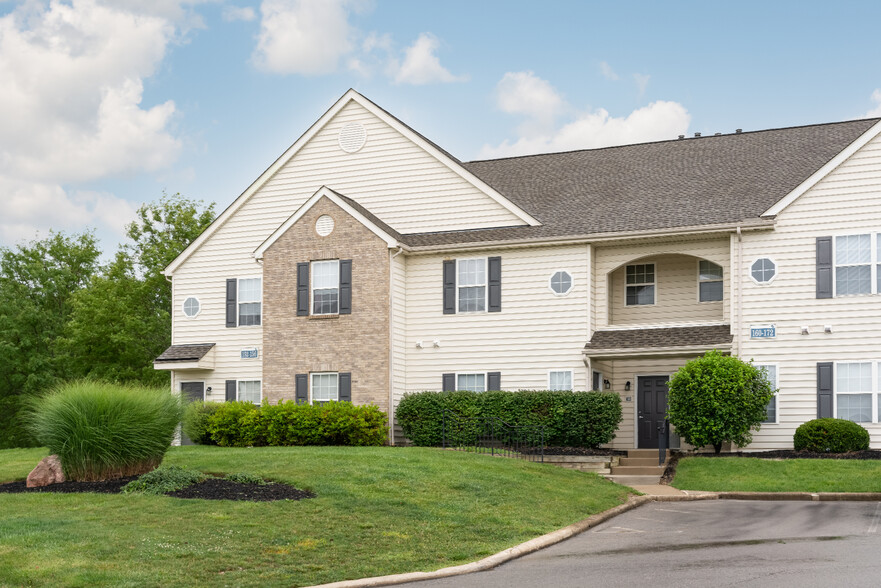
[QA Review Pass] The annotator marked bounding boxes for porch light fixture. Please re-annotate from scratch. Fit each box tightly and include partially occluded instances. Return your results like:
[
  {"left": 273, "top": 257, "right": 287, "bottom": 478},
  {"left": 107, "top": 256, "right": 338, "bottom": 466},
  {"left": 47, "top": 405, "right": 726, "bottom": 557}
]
[
  {"left": 625, "top": 381, "right": 631, "bottom": 392},
  {"left": 603, "top": 379, "right": 611, "bottom": 390}
]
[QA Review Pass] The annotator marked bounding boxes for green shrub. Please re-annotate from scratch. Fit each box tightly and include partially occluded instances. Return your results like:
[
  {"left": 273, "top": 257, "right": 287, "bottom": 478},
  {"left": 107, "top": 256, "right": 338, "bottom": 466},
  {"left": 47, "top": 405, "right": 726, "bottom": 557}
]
[
  {"left": 224, "top": 472, "right": 267, "bottom": 485},
  {"left": 667, "top": 351, "right": 775, "bottom": 454},
  {"left": 181, "top": 401, "right": 222, "bottom": 445},
  {"left": 395, "top": 390, "right": 622, "bottom": 448},
  {"left": 123, "top": 465, "right": 206, "bottom": 495},
  {"left": 26, "top": 381, "right": 182, "bottom": 481},
  {"left": 207, "top": 401, "right": 388, "bottom": 447},
  {"left": 794, "top": 418, "right": 870, "bottom": 453}
]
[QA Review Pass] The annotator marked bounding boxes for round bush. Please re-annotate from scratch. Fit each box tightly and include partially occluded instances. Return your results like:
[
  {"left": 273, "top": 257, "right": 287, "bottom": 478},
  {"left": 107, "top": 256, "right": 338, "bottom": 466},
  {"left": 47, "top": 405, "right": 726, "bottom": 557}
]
[
  {"left": 793, "top": 418, "right": 870, "bottom": 453},
  {"left": 27, "top": 381, "right": 182, "bottom": 481},
  {"left": 182, "top": 401, "right": 222, "bottom": 445}
]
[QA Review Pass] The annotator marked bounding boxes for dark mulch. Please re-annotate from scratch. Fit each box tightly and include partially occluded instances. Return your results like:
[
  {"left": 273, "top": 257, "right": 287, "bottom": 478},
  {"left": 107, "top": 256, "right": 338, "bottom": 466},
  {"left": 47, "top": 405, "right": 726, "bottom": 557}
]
[
  {"left": 0, "top": 477, "right": 314, "bottom": 502},
  {"left": 168, "top": 479, "right": 314, "bottom": 501}
]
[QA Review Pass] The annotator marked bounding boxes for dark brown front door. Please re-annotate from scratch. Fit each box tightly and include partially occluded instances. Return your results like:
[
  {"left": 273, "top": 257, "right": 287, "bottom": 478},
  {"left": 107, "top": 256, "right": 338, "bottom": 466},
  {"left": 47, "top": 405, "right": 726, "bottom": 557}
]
[
  {"left": 180, "top": 382, "right": 205, "bottom": 446},
  {"left": 637, "top": 376, "right": 668, "bottom": 449}
]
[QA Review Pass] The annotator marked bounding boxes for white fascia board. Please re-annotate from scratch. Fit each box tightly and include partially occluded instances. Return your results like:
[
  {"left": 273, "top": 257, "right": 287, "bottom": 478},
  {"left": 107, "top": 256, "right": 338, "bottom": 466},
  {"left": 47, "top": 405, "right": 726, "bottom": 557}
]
[
  {"left": 762, "top": 118, "right": 881, "bottom": 218},
  {"left": 583, "top": 344, "right": 732, "bottom": 359},
  {"left": 166, "top": 89, "right": 537, "bottom": 276},
  {"left": 253, "top": 187, "right": 399, "bottom": 259}
]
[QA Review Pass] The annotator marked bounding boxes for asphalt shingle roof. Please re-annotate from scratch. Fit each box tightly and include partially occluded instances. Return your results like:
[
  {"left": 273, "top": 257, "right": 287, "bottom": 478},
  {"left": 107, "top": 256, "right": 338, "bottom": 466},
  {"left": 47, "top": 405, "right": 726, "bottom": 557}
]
[
  {"left": 398, "top": 118, "right": 878, "bottom": 247},
  {"left": 584, "top": 325, "right": 733, "bottom": 353},
  {"left": 154, "top": 343, "right": 215, "bottom": 363}
]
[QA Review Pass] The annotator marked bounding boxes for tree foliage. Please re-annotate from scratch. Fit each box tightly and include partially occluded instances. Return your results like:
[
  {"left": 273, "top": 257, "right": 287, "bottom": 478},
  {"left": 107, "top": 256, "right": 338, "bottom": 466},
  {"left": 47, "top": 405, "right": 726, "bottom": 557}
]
[{"left": 667, "top": 351, "right": 775, "bottom": 453}]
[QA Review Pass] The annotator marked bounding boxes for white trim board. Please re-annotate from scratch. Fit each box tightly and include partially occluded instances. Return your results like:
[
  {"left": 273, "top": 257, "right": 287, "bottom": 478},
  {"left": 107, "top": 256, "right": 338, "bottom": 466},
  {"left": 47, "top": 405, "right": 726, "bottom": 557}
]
[
  {"left": 762, "top": 118, "right": 881, "bottom": 217},
  {"left": 165, "top": 89, "right": 539, "bottom": 276}
]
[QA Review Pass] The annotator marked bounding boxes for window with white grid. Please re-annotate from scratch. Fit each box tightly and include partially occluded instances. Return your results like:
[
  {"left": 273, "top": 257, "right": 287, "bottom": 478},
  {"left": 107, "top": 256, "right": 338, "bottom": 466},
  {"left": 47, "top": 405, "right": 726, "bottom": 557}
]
[
  {"left": 311, "top": 373, "right": 339, "bottom": 403},
  {"left": 457, "top": 259, "right": 486, "bottom": 312},
  {"left": 238, "top": 278, "right": 262, "bottom": 326},
  {"left": 835, "top": 234, "right": 872, "bottom": 296},
  {"left": 836, "top": 362, "right": 872, "bottom": 423},
  {"left": 625, "top": 263, "right": 655, "bottom": 305},
  {"left": 457, "top": 373, "right": 486, "bottom": 392},
  {"left": 312, "top": 260, "right": 339, "bottom": 315},
  {"left": 237, "top": 380, "right": 261, "bottom": 404},
  {"left": 548, "top": 370, "right": 573, "bottom": 391}
]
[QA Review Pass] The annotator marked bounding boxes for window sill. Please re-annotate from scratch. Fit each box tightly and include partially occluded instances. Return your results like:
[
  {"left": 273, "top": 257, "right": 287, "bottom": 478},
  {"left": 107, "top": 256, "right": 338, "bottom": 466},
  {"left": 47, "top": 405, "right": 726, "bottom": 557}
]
[{"left": 309, "top": 314, "right": 340, "bottom": 320}]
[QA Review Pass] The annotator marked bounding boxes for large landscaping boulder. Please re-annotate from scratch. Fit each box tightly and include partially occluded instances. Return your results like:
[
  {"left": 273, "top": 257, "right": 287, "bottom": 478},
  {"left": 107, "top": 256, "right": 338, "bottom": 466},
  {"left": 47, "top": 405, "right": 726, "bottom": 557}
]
[{"left": 27, "top": 454, "right": 65, "bottom": 488}]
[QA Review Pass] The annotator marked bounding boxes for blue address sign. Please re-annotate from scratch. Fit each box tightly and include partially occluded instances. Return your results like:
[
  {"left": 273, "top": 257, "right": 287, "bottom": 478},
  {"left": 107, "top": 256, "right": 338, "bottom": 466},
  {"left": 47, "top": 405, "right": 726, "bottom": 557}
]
[
  {"left": 750, "top": 325, "right": 776, "bottom": 339},
  {"left": 240, "top": 348, "right": 259, "bottom": 359}
]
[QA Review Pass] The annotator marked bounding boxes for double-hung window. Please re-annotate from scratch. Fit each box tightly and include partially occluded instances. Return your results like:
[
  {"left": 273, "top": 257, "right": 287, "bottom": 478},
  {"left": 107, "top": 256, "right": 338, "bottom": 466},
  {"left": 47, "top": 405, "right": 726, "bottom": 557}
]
[
  {"left": 457, "top": 373, "right": 486, "bottom": 392},
  {"left": 625, "top": 263, "right": 655, "bottom": 305},
  {"left": 458, "top": 259, "right": 486, "bottom": 312},
  {"left": 238, "top": 278, "right": 262, "bottom": 326},
  {"left": 311, "top": 372, "right": 339, "bottom": 403},
  {"left": 549, "top": 370, "right": 573, "bottom": 391},
  {"left": 836, "top": 362, "right": 873, "bottom": 423},
  {"left": 755, "top": 364, "right": 778, "bottom": 423},
  {"left": 698, "top": 261, "right": 723, "bottom": 302},
  {"left": 835, "top": 235, "right": 872, "bottom": 296},
  {"left": 237, "top": 380, "right": 262, "bottom": 404},
  {"left": 311, "top": 260, "right": 340, "bottom": 315}
]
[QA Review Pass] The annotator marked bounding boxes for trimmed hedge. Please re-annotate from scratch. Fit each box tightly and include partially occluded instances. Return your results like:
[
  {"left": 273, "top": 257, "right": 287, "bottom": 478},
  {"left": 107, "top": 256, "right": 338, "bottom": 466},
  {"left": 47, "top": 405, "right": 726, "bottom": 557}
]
[
  {"left": 204, "top": 401, "right": 388, "bottom": 447},
  {"left": 396, "top": 390, "right": 622, "bottom": 448},
  {"left": 793, "top": 418, "right": 870, "bottom": 453}
]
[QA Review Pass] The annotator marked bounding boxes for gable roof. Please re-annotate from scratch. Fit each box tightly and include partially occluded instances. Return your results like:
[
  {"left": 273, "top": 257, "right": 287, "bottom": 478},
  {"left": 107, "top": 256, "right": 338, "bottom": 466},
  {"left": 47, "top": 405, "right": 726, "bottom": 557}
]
[
  {"left": 165, "top": 89, "right": 539, "bottom": 275},
  {"left": 399, "top": 117, "right": 880, "bottom": 248}
]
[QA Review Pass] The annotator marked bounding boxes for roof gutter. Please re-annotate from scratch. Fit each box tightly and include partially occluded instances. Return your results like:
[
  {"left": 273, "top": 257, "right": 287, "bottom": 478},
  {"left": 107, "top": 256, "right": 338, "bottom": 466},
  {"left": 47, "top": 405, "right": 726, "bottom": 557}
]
[
  {"left": 402, "top": 218, "right": 776, "bottom": 255},
  {"left": 583, "top": 343, "right": 733, "bottom": 359}
]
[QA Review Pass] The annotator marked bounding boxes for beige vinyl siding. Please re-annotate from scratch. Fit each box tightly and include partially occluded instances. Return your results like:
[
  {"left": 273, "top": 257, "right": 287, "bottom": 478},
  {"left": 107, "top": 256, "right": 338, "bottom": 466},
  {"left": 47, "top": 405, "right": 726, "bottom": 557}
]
[
  {"left": 609, "top": 254, "right": 724, "bottom": 326},
  {"left": 739, "top": 131, "right": 881, "bottom": 450},
  {"left": 390, "top": 252, "right": 407, "bottom": 441},
  {"left": 404, "top": 245, "right": 590, "bottom": 393},
  {"left": 593, "top": 237, "right": 730, "bottom": 330}
]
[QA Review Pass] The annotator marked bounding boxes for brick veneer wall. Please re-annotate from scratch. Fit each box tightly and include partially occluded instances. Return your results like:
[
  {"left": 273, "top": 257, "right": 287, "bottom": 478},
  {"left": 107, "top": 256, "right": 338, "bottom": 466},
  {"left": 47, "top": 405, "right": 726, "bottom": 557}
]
[{"left": 262, "top": 196, "right": 390, "bottom": 413}]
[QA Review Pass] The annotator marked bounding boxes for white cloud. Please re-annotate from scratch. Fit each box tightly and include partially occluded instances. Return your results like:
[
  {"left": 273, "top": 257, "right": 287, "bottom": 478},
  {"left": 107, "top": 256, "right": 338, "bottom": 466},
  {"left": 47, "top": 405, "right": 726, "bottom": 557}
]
[
  {"left": 481, "top": 72, "right": 690, "bottom": 158},
  {"left": 0, "top": 0, "right": 183, "bottom": 245},
  {"left": 391, "top": 33, "right": 466, "bottom": 85},
  {"left": 867, "top": 89, "right": 881, "bottom": 117},
  {"left": 253, "top": 0, "right": 353, "bottom": 75},
  {"left": 223, "top": 5, "right": 257, "bottom": 22},
  {"left": 599, "top": 61, "right": 619, "bottom": 81},
  {"left": 634, "top": 73, "right": 650, "bottom": 95}
]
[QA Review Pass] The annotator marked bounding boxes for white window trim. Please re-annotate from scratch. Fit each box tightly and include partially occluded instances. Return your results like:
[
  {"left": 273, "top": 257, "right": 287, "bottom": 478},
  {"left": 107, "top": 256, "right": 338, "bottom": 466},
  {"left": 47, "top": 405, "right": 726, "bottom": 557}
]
[
  {"left": 749, "top": 257, "right": 778, "bottom": 286},
  {"left": 624, "top": 262, "right": 656, "bottom": 307},
  {"left": 831, "top": 232, "right": 876, "bottom": 298},
  {"left": 833, "top": 360, "right": 878, "bottom": 424},
  {"left": 456, "top": 257, "right": 488, "bottom": 314},
  {"left": 696, "top": 260, "right": 723, "bottom": 303},
  {"left": 236, "top": 379, "right": 262, "bottom": 404},
  {"left": 754, "top": 363, "right": 778, "bottom": 425},
  {"left": 237, "top": 276, "right": 262, "bottom": 327},
  {"left": 455, "top": 372, "right": 488, "bottom": 392},
  {"left": 548, "top": 369, "right": 574, "bottom": 391},
  {"left": 310, "top": 259, "right": 340, "bottom": 316},
  {"left": 310, "top": 372, "right": 339, "bottom": 404},
  {"left": 548, "top": 270, "right": 575, "bottom": 296},
  {"left": 181, "top": 296, "right": 201, "bottom": 319}
]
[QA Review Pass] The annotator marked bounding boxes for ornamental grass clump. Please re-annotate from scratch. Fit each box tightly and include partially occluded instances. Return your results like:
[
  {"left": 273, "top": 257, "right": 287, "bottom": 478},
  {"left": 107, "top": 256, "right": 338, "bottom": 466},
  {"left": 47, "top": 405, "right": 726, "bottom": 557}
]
[{"left": 27, "top": 381, "right": 182, "bottom": 481}]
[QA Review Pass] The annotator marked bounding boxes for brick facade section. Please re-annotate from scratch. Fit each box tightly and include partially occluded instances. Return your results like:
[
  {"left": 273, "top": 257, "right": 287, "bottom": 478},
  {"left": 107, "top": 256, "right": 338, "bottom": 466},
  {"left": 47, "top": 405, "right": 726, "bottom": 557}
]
[{"left": 262, "top": 197, "right": 390, "bottom": 413}]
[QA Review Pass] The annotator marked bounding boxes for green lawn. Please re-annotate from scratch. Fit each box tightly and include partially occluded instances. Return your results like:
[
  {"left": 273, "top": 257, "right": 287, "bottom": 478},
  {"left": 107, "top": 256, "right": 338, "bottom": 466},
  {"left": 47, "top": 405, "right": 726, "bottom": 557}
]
[
  {"left": 672, "top": 456, "right": 881, "bottom": 492},
  {"left": 0, "top": 446, "right": 631, "bottom": 587}
]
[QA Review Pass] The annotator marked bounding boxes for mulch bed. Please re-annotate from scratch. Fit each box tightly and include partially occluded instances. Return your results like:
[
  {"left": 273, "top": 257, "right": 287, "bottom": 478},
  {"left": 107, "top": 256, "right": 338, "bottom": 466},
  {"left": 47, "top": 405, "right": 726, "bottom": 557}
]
[{"left": 0, "top": 477, "right": 314, "bottom": 502}]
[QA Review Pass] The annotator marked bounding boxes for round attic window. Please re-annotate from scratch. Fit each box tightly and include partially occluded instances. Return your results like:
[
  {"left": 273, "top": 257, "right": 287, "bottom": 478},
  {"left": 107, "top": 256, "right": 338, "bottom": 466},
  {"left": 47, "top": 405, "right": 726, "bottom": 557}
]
[
  {"left": 316, "top": 215, "right": 335, "bottom": 237},
  {"left": 338, "top": 123, "right": 367, "bottom": 153}
]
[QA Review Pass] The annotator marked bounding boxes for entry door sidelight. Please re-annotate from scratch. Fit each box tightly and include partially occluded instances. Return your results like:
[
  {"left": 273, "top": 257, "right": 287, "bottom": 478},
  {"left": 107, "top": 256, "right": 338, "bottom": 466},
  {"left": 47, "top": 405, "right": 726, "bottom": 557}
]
[{"left": 637, "top": 376, "right": 669, "bottom": 449}]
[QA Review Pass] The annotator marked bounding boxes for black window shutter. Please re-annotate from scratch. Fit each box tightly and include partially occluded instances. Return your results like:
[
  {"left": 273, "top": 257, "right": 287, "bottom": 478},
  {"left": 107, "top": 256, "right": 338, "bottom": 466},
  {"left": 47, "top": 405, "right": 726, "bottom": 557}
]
[
  {"left": 339, "top": 373, "right": 352, "bottom": 402},
  {"left": 225, "top": 380, "right": 236, "bottom": 402},
  {"left": 226, "top": 279, "right": 237, "bottom": 327},
  {"left": 339, "top": 260, "right": 352, "bottom": 315},
  {"left": 442, "top": 373, "right": 455, "bottom": 391},
  {"left": 443, "top": 260, "right": 456, "bottom": 314},
  {"left": 817, "top": 362, "right": 833, "bottom": 418},
  {"left": 487, "top": 372, "right": 501, "bottom": 391},
  {"left": 295, "top": 374, "right": 308, "bottom": 404},
  {"left": 297, "top": 262, "right": 310, "bottom": 316},
  {"left": 488, "top": 256, "right": 502, "bottom": 312},
  {"left": 816, "top": 237, "right": 833, "bottom": 299}
]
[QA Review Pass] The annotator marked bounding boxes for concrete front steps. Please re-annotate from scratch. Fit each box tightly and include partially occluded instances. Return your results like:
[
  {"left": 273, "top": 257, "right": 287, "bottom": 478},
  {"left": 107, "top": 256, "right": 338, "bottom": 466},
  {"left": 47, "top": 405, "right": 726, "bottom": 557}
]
[{"left": 604, "top": 449, "right": 669, "bottom": 486}]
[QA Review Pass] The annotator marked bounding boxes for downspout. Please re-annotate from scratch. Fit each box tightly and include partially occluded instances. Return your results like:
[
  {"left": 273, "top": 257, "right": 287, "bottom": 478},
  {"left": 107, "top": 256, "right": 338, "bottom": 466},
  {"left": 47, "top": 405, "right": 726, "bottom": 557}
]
[
  {"left": 735, "top": 226, "right": 742, "bottom": 357},
  {"left": 388, "top": 246, "right": 404, "bottom": 445}
]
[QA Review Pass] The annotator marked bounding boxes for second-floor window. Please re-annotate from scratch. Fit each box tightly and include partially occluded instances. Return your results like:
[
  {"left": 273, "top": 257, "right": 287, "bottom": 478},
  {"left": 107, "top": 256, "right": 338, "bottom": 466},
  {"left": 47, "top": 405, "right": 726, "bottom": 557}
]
[
  {"left": 458, "top": 259, "right": 486, "bottom": 312},
  {"left": 238, "top": 278, "right": 262, "bottom": 326},
  {"left": 698, "top": 261, "right": 723, "bottom": 302},
  {"left": 625, "top": 263, "right": 655, "bottom": 306},
  {"left": 835, "top": 234, "right": 872, "bottom": 295},
  {"left": 312, "top": 260, "right": 340, "bottom": 315}
]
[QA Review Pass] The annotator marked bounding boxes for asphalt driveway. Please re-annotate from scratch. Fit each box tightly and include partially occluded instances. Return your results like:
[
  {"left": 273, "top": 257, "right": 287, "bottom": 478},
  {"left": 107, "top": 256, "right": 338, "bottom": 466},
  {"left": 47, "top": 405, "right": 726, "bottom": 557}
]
[{"left": 396, "top": 500, "right": 881, "bottom": 588}]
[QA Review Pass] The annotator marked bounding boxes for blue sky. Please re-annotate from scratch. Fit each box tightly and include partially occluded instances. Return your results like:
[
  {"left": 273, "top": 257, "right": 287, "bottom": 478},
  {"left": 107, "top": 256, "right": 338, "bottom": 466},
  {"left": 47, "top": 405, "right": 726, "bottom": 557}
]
[{"left": 2, "top": 0, "right": 880, "bottom": 251}]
